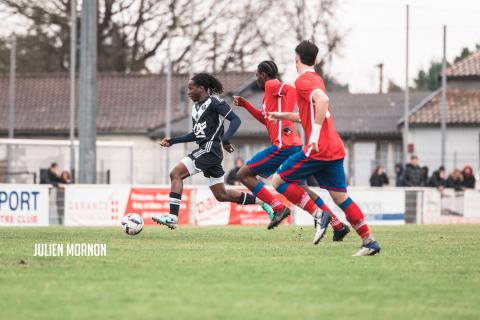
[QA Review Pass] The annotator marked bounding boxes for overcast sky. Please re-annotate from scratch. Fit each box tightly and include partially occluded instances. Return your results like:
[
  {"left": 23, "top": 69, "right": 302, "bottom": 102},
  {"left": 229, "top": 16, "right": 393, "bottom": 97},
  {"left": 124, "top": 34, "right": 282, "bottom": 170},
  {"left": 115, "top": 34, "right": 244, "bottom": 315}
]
[
  {"left": 328, "top": 0, "right": 480, "bottom": 93},
  {"left": 1, "top": 0, "right": 479, "bottom": 93}
]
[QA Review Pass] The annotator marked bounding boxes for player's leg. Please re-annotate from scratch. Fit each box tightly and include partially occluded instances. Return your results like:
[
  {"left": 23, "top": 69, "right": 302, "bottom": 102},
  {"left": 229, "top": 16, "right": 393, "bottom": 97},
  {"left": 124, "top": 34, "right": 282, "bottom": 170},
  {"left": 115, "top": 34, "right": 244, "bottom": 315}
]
[
  {"left": 209, "top": 181, "right": 257, "bottom": 204},
  {"left": 270, "top": 152, "right": 329, "bottom": 241},
  {"left": 271, "top": 174, "right": 328, "bottom": 242},
  {"left": 152, "top": 161, "right": 191, "bottom": 229},
  {"left": 301, "top": 185, "right": 348, "bottom": 238},
  {"left": 236, "top": 166, "right": 275, "bottom": 218},
  {"left": 205, "top": 163, "right": 264, "bottom": 207},
  {"left": 316, "top": 159, "right": 380, "bottom": 255},
  {"left": 328, "top": 190, "right": 380, "bottom": 256},
  {"left": 237, "top": 145, "right": 295, "bottom": 215}
]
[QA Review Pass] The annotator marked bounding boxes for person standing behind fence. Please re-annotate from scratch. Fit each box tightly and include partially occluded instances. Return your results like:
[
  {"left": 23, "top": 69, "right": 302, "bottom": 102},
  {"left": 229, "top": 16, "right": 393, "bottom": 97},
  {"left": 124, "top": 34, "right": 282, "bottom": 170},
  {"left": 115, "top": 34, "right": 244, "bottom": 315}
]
[
  {"left": 446, "top": 169, "right": 464, "bottom": 191},
  {"left": 461, "top": 165, "right": 476, "bottom": 189},
  {"left": 403, "top": 155, "right": 424, "bottom": 187},
  {"left": 428, "top": 166, "right": 446, "bottom": 190},
  {"left": 60, "top": 171, "right": 72, "bottom": 184},
  {"left": 394, "top": 163, "right": 404, "bottom": 186},
  {"left": 41, "top": 163, "right": 63, "bottom": 187},
  {"left": 369, "top": 166, "right": 389, "bottom": 187},
  {"left": 421, "top": 166, "right": 429, "bottom": 186}
]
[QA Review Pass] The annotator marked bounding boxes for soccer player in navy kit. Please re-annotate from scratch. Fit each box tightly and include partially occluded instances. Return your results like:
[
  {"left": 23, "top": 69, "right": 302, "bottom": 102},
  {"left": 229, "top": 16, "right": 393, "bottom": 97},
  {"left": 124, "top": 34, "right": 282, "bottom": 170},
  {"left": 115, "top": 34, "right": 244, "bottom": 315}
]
[{"left": 153, "top": 73, "right": 272, "bottom": 229}]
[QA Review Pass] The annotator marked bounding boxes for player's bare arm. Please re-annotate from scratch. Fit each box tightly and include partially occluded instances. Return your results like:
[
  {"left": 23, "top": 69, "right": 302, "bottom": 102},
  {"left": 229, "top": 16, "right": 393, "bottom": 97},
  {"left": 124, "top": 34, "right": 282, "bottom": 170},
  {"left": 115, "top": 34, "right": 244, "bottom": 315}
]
[
  {"left": 268, "top": 112, "right": 301, "bottom": 123},
  {"left": 308, "top": 90, "right": 329, "bottom": 152}
]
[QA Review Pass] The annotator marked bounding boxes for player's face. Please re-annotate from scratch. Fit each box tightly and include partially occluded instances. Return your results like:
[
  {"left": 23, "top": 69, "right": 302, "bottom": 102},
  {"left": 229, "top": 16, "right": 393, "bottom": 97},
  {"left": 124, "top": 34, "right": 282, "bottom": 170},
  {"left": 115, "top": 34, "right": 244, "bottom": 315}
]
[
  {"left": 187, "top": 80, "right": 204, "bottom": 102},
  {"left": 295, "top": 54, "right": 301, "bottom": 73},
  {"left": 255, "top": 70, "right": 267, "bottom": 89}
]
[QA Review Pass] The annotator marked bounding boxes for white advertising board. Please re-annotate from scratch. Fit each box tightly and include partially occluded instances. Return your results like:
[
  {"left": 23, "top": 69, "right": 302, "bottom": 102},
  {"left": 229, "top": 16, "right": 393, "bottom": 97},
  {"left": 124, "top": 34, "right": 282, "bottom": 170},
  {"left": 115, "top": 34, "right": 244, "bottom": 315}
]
[{"left": 0, "top": 184, "right": 49, "bottom": 226}]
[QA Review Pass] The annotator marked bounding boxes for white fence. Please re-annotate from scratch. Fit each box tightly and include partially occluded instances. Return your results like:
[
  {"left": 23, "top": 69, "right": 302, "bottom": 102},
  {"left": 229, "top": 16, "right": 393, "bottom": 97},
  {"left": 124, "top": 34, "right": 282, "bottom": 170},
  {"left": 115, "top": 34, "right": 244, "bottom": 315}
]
[{"left": 0, "top": 139, "right": 134, "bottom": 184}]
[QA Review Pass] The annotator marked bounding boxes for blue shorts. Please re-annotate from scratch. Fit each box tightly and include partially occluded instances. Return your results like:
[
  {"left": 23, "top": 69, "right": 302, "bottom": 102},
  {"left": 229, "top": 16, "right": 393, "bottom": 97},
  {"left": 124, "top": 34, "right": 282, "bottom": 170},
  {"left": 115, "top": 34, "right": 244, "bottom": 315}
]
[
  {"left": 247, "top": 145, "right": 302, "bottom": 178},
  {"left": 277, "top": 151, "right": 347, "bottom": 192}
]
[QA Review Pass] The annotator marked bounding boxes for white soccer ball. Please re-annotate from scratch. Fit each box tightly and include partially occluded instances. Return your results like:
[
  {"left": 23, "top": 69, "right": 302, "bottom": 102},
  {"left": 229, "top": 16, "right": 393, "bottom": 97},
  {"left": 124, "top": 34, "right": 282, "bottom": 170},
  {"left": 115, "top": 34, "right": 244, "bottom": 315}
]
[{"left": 121, "top": 213, "right": 144, "bottom": 235}]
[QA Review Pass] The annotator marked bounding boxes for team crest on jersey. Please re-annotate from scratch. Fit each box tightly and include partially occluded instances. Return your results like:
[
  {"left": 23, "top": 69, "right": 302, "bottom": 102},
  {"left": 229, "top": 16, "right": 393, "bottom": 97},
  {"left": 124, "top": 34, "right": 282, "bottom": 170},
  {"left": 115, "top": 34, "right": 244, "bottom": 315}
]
[
  {"left": 192, "top": 98, "right": 211, "bottom": 122},
  {"left": 193, "top": 121, "right": 207, "bottom": 138}
]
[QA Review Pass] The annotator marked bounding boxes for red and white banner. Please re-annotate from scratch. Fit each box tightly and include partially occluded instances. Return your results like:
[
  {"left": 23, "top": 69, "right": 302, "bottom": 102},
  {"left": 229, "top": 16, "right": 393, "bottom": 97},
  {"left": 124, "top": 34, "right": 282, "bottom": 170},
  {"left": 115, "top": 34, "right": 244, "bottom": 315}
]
[
  {"left": 65, "top": 185, "right": 191, "bottom": 226},
  {"left": 228, "top": 188, "right": 292, "bottom": 225},
  {"left": 0, "top": 184, "right": 49, "bottom": 226},
  {"left": 125, "top": 188, "right": 190, "bottom": 225},
  {"left": 193, "top": 187, "right": 230, "bottom": 226}
]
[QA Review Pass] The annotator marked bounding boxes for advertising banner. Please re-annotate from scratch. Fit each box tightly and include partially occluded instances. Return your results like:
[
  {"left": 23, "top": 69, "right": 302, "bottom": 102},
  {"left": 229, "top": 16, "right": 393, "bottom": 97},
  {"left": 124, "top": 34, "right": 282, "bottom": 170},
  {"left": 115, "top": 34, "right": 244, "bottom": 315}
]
[
  {"left": 193, "top": 187, "right": 230, "bottom": 226},
  {"left": 0, "top": 184, "right": 49, "bottom": 226},
  {"left": 65, "top": 185, "right": 191, "bottom": 226},
  {"left": 294, "top": 188, "right": 405, "bottom": 226},
  {"left": 228, "top": 188, "right": 293, "bottom": 225}
]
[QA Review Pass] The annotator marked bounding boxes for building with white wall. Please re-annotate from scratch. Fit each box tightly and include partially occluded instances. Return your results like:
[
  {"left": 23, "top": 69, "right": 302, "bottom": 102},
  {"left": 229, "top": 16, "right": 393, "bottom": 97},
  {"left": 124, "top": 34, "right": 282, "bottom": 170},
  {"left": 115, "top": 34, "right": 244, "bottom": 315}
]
[{"left": 398, "top": 49, "right": 480, "bottom": 175}]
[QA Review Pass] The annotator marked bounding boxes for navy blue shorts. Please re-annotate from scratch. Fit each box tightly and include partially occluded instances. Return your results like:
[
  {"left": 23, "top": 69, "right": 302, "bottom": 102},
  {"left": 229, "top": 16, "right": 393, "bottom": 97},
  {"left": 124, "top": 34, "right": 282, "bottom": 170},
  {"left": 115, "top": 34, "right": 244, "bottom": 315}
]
[
  {"left": 246, "top": 145, "right": 302, "bottom": 178},
  {"left": 276, "top": 150, "right": 347, "bottom": 192}
]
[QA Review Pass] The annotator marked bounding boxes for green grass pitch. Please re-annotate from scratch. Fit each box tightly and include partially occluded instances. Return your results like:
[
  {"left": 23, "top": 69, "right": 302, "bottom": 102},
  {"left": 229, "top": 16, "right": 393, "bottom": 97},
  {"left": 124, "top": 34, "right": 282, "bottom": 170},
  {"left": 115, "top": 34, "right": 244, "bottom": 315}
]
[{"left": 1, "top": 225, "right": 480, "bottom": 320}]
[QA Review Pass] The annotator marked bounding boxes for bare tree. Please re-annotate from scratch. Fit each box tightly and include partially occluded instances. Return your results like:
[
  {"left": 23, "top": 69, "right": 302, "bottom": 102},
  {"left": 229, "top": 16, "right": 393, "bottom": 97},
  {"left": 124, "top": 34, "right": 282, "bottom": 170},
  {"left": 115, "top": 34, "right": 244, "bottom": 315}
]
[{"left": 0, "top": 0, "right": 345, "bottom": 76}]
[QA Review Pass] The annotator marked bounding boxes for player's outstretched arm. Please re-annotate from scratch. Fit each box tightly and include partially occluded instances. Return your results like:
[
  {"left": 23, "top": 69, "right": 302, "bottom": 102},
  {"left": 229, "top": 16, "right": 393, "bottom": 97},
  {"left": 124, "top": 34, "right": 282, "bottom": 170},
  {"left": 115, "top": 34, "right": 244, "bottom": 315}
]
[
  {"left": 222, "top": 111, "right": 241, "bottom": 153},
  {"left": 159, "top": 132, "right": 196, "bottom": 147},
  {"left": 232, "top": 96, "right": 266, "bottom": 125},
  {"left": 268, "top": 112, "right": 301, "bottom": 123}
]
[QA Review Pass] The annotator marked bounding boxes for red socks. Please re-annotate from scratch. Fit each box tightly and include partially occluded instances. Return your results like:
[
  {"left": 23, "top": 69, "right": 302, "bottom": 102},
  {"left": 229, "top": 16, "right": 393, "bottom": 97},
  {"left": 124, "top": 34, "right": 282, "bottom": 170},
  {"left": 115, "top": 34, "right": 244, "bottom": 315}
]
[
  {"left": 276, "top": 183, "right": 347, "bottom": 231},
  {"left": 313, "top": 198, "right": 344, "bottom": 231},
  {"left": 252, "top": 182, "right": 285, "bottom": 211},
  {"left": 339, "top": 197, "right": 371, "bottom": 240}
]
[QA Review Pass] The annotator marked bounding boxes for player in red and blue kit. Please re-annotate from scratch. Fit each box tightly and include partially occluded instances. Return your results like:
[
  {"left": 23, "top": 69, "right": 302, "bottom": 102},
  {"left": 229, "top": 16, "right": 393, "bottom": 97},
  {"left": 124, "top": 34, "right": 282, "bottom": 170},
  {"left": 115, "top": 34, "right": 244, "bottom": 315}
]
[
  {"left": 268, "top": 41, "right": 381, "bottom": 256},
  {"left": 233, "top": 61, "right": 349, "bottom": 241}
]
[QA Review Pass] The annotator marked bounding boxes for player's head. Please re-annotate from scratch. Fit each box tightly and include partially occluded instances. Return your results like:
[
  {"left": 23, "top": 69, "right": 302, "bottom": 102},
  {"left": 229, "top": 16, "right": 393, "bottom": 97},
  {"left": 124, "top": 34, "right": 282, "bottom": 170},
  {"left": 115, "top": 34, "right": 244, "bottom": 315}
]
[
  {"left": 295, "top": 40, "right": 318, "bottom": 71},
  {"left": 188, "top": 73, "right": 224, "bottom": 102},
  {"left": 256, "top": 60, "right": 279, "bottom": 88}
]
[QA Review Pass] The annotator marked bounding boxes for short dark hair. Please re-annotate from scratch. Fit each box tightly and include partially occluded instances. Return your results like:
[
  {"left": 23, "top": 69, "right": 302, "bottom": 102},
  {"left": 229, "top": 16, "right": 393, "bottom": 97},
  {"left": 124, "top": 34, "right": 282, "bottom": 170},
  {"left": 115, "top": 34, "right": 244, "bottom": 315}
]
[
  {"left": 295, "top": 40, "right": 318, "bottom": 66},
  {"left": 411, "top": 155, "right": 418, "bottom": 161},
  {"left": 50, "top": 162, "right": 58, "bottom": 168}
]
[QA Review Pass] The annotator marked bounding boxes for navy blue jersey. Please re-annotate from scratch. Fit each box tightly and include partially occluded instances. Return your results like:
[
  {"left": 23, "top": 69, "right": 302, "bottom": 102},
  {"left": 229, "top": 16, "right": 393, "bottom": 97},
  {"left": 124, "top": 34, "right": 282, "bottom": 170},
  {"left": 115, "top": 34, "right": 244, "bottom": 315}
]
[{"left": 191, "top": 96, "right": 232, "bottom": 149}]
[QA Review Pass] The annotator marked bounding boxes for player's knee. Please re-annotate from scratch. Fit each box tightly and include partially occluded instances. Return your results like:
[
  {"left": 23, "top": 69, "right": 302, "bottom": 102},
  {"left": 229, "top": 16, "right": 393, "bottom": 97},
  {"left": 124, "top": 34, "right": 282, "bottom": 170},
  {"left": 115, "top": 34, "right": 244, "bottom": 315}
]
[
  {"left": 214, "top": 192, "right": 229, "bottom": 202},
  {"left": 236, "top": 166, "right": 248, "bottom": 181},
  {"left": 169, "top": 170, "right": 181, "bottom": 181},
  {"left": 330, "top": 191, "right": 347, "bottom": 205}
]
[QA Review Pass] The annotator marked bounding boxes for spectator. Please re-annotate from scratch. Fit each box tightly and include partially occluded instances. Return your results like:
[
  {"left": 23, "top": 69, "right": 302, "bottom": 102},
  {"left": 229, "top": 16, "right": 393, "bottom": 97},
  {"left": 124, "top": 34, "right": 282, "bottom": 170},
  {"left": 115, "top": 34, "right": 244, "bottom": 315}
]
[
  {"left": 421, "top": 166, "right": 429, "bottom": 186},
  {"left": 41, "top": 162, "right": 63, "bottom": 187},
  {"left": 462, "top": 165, "right": 476, "bottom": 189},
  {"left": 60, "top": 171, "right": 72, "bottom": 184},
  {"left": 226, "top": 158, "right": 244, "bottom": 185},
  {"left": 394, "top": 163, "right": 404, "bottom": 186},
  {"left": 370, "top": 166, "right": 389, "bottom": 187},
  {"left": 446, "top": 169, "right": 464, "bottom": 191},
  {"left": 428, "top": 166, "right": 446, "bottom": 190},
  {"left": 403, "top": 155, "right": 424, "bottom": 187}
]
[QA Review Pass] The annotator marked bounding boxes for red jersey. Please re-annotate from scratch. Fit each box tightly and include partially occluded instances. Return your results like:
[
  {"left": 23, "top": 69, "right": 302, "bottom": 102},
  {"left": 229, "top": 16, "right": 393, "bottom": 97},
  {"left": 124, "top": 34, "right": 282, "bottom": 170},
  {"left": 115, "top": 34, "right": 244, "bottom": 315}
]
[
  {"left": 295, "top": 70, "right": 345, "bottom": 160},
  {"left": 241, "top": 79, "right": 302, "bottom": 148}
]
